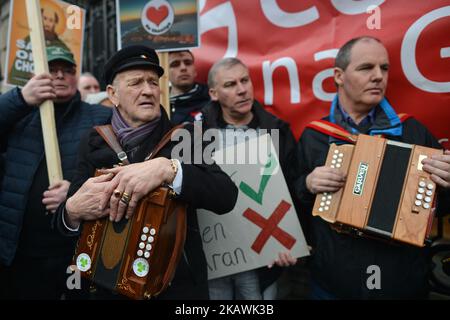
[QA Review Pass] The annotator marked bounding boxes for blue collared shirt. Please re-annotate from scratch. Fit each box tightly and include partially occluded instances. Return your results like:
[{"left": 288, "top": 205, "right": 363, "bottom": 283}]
[{"left": 337, "top": 103, "right": 376, "bottom": 128}]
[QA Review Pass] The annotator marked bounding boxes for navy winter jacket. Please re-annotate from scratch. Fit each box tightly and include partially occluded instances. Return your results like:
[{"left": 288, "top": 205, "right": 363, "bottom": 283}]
[{"left": 0, "top": 88, "right": 111, "bottom": 266}]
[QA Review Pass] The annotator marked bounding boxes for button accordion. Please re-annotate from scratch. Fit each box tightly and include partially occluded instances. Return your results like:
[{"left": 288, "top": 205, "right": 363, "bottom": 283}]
[
  {"left": 72, "top": 182, "right": 187, "bottom": 299},
  {"left": 312, "top": 134, "right": 442, "bottom": 247}
]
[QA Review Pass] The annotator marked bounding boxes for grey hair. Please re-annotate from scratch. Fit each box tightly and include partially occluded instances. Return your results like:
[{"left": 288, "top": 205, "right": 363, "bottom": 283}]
[
  {"left": 207, "top": 57, "right": 247, "bottom": 88},
  {"left": 334, "top": 36, "right": 382, "bottom": 70},
  {"left": 80, "top": 72, "right": 96, "bottom": 78}
]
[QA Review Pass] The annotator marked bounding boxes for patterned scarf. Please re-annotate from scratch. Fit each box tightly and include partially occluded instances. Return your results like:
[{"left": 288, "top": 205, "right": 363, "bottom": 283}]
[{"left": 111, "top": 107, "right": 160, "bottom": 152}]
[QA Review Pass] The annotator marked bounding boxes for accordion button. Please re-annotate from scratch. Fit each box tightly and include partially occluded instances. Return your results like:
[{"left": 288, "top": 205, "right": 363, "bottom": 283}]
[
  {"left": 327, "top": 195, "right": 332, "bottom": 200},
  {"left": 330, "top": 165, "right": 335, "bottom": 168},
  {"left": 324, "top": 206, "right": 329, "bottom": 211},
  {"left": 144, "top": 252, "right": 150, "bottom": 258},
  {"left": 426, "top": 190, "right": 433, "bottom": 196},
  {"left": 318, "top": 207, "right": 324, "bottom": 212},
  {"left": 150, "top": 228, "right": 156, "bottom": 235},
  {"left": 147, "top": 236, "right": 154, "bottom": 243},
  {"left": 143, "top": 227, "right": 149, "bottom": 234},
  {"left": 423, "top": 203, "right": 430, "bottom": 209},
  {"left": 139, "top": 242, "right": 145, "bottom": 249},
  {"left": 427, "top": 184, "right": 434, "bottom": 190},
  {"left": 326, "top": 201, "right": 331, "bottom": 205},
  {"left": 336, "top": 164, "right": 341, "bottom": 168},
  {"left": 415, "top": 200, "right": 422, "bottom": 206},
  {"left": 419, "top": 181, "right": 426, "bottom": 188},
  {"left": 321, "top": 196, "right": 326, "bottom": 201},
  {"left": 338, "top": 153, "right": 344, "bottom": 158},
  {"left": 146, "top": 244, "right": 152, "bottom": 251},
  {"left": 334, "top": 150, "right": 339, "bottom": 154},
  {"left": 141, "top": 234, "right": 147, "bottom": 241},
  {"left": 418, "top": 188, "right": 424, "bottom": 194},
  {"left": 333, "top": 155, "right": 338, "bottom": 160},
  {"left": 324, "top": 192, "right": 328, "bottom": 196},
  {"left": 424, "top": 197, "right": 431, "bottom": 203},
  {"left": 137, "top": 250, "right": 143, "bottom": 257},
  {"left": 320, "top": 202, "right": 325, "bottom": 207},
  {"left": 331, "top": 160, "right": 336, "bottom": 164},
  {"left": 337, "top": 158, "right": 343, "bottom": 163},
  {"left": 416, "top": 194, "right": 423, "bottom": 200}
]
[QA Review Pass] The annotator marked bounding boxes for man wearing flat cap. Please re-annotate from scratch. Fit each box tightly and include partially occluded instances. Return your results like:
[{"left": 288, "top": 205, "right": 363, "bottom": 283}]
[
  {"left": 0, "top": 46, "right": 111, "bottom": 299},
  {"left": 55, "top": 45, "right": 238, "bottom": 299}
]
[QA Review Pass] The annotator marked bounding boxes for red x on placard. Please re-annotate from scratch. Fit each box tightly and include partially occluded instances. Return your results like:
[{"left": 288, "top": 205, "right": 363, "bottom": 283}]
[{"left": 243, "top": 200, "right": 296, "bottom": 254}]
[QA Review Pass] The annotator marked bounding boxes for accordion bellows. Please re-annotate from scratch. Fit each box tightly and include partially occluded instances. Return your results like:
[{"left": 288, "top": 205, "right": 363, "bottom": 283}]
[{"left": 313, "top": 134, "right": 442, "bottom": 247}]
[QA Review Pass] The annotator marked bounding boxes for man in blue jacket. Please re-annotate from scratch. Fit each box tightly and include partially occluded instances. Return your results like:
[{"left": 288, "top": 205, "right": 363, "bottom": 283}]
[{"left": 0, "top": 46, "right": 111, "bottom": 299}]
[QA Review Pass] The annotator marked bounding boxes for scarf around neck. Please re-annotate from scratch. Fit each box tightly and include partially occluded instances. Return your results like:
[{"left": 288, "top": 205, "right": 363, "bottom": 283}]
[{"left": 111, "top": 107, "right": 160, "bottom": 150}]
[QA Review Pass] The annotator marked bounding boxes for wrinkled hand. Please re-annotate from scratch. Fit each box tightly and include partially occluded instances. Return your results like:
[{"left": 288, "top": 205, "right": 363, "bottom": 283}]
[
  {"left": 422, "top": 150, "right": 450, "bottom": 189},
  {"left": 306, "top": 166, "right": 346, "bottom": 194},
  {"left": 268, "top": 251, "right": 297, "bottom": 268},
  {"left": 65, "top": 173, "right": 115, "bottom": 228},
  {"left": 42, "top": 180, "right": 70, "bottom": 213},
  {"left": 100, "top": 157, "right": 174, "bottom": 222},
  {"left": 21, "top": 73, "right": 56, "bottom": 106}
]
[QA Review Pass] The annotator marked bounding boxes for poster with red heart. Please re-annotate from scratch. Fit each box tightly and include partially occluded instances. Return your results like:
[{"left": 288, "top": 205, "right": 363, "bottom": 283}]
[
  {"left": 191, "top": 0, "right": 450, "bottom": 147},
  {"left": 116, "top": 0, "right": 199, "bottom": 51}
]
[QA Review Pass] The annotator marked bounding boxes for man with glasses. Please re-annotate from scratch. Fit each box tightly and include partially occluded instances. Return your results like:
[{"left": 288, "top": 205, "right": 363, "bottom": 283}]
[{"left": 0, "top": 46, "right": 111, "bottom": 299}]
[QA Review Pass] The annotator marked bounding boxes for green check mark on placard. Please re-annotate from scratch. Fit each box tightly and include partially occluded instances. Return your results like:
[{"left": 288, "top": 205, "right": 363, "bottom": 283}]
[{"left": 239, "top": 153, "right": 278, "bottom": 204}]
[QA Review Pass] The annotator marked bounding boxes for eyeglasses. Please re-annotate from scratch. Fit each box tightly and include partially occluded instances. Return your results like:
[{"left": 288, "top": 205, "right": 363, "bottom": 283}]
[{"left": 49, "top": 66, "right": 76, "bottom": 76}]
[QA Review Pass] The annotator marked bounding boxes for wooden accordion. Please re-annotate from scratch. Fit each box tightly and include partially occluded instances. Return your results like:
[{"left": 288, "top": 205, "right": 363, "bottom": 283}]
[
  {"left": 313, "top": 134, "right": 442, "bottom": 247},
  {"left": 72, "top": 180, "right": 187, "bottom": 300}
]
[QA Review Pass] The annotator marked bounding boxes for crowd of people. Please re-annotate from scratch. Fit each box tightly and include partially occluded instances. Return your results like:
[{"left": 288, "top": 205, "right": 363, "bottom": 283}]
[{"left": 0, "top": 36, "right": 449, "bottom": 301}]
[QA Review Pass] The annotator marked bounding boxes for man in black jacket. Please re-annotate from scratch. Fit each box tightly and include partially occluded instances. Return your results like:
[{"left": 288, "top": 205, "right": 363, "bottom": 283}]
[
  {"left": 55, "top": 45, "right": 238, "bottom": 299},
  {"left": 295, "top": 36, "right": 450, "bottom": 299},
  {"left": 169, "top": 50, "right": 210, "bottom": 124},
  {"left": 201, "top": 57, "right": 299, "bottom": 300}
]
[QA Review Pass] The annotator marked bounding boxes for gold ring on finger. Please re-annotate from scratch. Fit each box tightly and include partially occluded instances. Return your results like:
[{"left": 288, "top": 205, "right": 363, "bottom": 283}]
[
  {"left": 113, "top": 189, "right": 122, "bottom": 198},
  {"left": 120, "top": 192, "right": 130, "bottom": 205}
]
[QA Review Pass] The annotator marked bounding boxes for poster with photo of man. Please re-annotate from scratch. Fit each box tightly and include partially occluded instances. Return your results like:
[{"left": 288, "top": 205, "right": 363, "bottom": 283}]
[
  {"left": 4, "top": 0, "right": 85, "bottom": 87},
  {"left": 116, "top": 0, "right": 199, "bottom": 51}
]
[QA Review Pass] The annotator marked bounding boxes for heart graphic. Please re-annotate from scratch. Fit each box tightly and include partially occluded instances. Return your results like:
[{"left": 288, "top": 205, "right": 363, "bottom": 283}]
[{"left": 146, "top": 5, "right": 169, "bottom": 26}]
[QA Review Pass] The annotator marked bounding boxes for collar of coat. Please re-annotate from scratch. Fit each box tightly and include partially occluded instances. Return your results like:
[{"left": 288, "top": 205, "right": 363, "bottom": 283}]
[{"left": 200, "top": 100, "right": 288, "bottom": 131}]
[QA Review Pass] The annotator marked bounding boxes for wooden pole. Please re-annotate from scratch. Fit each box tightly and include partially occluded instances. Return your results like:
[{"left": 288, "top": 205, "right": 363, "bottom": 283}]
[
  {"left": 25, "top": 0, "right": 63, "bottom": 184},
  {"left": 158, "top": 52, "right": 170, "bottom": 119}
]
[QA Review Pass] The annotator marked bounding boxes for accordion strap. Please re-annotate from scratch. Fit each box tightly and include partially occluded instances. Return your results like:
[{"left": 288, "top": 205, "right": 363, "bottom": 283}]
[
  {"left": 94, "top": 125, "right": 130, "bottom": 165},
  {"left": 306, "top": 120, "right": 357, "bottom": 143},
  {"left": 397, "top": 113, "right": 412, "bottom": 122},
  {"left": 94, "top": 123, "right": 187, "bottom": 163},
  {"left": 306, "top": 113, "right": 411, "bottom": 143}
]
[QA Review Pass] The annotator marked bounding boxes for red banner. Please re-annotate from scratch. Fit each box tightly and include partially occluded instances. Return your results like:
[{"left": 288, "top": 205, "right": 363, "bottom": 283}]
[{"left": 192, "top": 0, "right": 450, "bottom": 148}]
